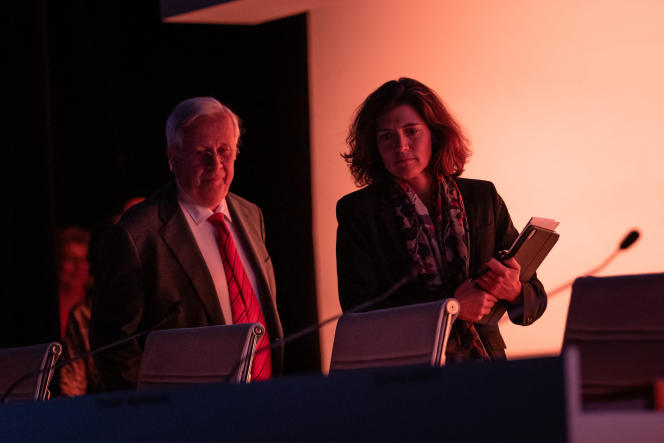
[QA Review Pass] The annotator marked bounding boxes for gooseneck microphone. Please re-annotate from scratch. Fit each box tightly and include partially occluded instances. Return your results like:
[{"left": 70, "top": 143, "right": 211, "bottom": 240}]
[
  {"left": 545, "top": 228, "right": 641, "bottom": 298},
  {"left": 1, "top": 301, "right": 182, "bottom": 403}
]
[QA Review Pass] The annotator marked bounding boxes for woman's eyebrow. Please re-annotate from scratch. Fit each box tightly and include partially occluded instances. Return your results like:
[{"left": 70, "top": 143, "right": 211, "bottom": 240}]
[{"left": 377, "top": 122, "right": 424, "bottom": 132}]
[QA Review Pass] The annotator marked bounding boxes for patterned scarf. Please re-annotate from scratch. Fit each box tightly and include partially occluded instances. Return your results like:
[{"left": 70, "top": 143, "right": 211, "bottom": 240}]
[{"left": 389, "top": 176, "right": 489, "bottom": 362}]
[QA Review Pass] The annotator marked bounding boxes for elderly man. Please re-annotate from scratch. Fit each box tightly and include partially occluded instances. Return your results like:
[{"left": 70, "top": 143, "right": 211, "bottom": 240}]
[{"left": 90, "top": 97, "right": 282, "bottom": 391}]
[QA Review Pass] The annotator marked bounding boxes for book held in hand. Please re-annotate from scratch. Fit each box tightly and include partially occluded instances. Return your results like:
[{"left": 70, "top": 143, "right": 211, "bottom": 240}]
[{"left": 499, "top": 217, "right": 560, "bottom": 281}]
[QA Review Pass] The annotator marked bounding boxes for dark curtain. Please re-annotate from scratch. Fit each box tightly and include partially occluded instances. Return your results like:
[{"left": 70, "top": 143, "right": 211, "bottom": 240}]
[{"left": 2, "top": 1, "right": 59, "bottom": 347}]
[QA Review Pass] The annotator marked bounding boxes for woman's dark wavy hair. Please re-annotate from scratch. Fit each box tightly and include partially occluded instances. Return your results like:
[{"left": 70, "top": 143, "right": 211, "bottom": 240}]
[{"left": 343, "top": 77, "right": 471, "bottom": 187}]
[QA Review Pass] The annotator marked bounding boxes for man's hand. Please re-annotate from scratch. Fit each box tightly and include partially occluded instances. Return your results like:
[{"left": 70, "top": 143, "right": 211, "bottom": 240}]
[
  {"left": 454, "top": 279, "right": 498, "bottom": 321},
  {"left": 475, "top": 257, "right": 522, "bottom": 304}
]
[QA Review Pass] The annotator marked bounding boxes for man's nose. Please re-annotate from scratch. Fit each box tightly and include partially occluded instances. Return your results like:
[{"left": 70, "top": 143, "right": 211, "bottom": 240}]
[{"left": 204, "top": 152, "right": 224, "bottom": 168}]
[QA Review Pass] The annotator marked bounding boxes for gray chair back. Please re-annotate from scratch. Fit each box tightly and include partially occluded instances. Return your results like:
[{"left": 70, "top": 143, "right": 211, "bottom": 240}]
[
  {"left": 137, "top": 323, "right": 264, "bottom": 390},
  {"left": 0, "top": 342, "right": 62, "bottom": 402},
  {"left": 563, "top": 273, "right": 664, "bottom": 408},
  {"left": 329, "top": 299, "right": 459, "bottom": 373}
]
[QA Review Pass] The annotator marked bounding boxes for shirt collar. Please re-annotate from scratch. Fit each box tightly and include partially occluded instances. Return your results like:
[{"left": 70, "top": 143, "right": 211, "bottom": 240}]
[{"left": 176, "top": 181, "right": 232, "bottom": 226}]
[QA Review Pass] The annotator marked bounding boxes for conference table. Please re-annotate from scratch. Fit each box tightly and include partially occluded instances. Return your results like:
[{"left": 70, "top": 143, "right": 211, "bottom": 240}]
[{"left": 1, "top": 349, "right": 662, "bottom": 442}]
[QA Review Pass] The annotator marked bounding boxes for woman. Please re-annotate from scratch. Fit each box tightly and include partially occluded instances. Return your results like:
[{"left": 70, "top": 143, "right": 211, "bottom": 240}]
[
  {"left": 56, "top": 226, "right": 98, "bottom": 396},
  {"left": 336, "top": 78, "right": 546, "bottom": 361},
  {"left": 56, "top": 226, "right": 92, "bottom": 340}
]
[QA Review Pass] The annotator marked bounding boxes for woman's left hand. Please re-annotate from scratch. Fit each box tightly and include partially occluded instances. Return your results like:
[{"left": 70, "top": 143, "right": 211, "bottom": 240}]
[{"left": 475, "top": 257, "right": 522, "bottom": 304}]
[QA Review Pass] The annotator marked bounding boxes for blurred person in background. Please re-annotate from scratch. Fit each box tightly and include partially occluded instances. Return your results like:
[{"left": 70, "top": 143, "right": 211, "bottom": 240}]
[
  {"left": 59, "top": 198, "right": 144, "bottom": 397},
  {"left": 56, "top": 227, "right": 92, "bottom": 340}
]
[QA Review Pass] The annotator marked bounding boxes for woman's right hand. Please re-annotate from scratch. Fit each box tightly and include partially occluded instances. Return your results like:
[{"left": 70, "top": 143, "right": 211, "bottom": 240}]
[{"left": 453, "top": 279, "right": 498, "bottom": 322}]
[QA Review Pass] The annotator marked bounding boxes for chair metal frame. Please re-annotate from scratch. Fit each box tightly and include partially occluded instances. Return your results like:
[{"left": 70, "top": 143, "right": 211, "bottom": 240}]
[{"left": 0, "top": 342, "right": 62, "bottom": 403}]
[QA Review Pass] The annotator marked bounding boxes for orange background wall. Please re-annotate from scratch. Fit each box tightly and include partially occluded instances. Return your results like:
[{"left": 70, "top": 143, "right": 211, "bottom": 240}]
[{"left": 308, "top": 0, "right": 664, "bottom": 371}]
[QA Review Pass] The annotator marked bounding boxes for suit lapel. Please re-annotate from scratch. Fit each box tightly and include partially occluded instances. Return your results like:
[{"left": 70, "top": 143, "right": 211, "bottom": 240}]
[
  {"left": 226, "top": 194, "right": 282, "bottom": 336},
  {"left": 377, "top": 183, "right": 412, "bottom": 272},
  {"left": 225, "top": 194, "right": 272, "bottom": 298},
  {"left": 226, "top": 194, "right": 284, "bottom": 373},
  {"left": 456, "top": 178, "right": 479, "bottom": 275},
  {"left": 158, "top": 185, "right": 224, "bottom": 324}
]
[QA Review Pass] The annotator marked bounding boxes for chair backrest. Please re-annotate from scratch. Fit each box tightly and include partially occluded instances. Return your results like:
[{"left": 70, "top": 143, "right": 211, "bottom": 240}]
[
  {"left": 562, "top": 273, "right": 664, "bottom": 407},
  {"left": 137, "top": 323, "right": 264, "bottom": 391},
  {"left": 329, "top": 299, "right": 459, "bottom": 373},
  {"left": 0, "top": 342, "right": 62, "bottom": 403}
]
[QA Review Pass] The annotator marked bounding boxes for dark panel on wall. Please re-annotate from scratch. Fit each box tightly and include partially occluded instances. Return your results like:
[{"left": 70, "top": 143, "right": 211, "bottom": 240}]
[{"left": 8, "top": 1, "right": 319, "bottom": 374}]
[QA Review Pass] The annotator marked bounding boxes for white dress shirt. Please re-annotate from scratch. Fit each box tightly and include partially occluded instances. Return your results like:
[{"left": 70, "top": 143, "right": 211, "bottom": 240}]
[{"left": 177, "top": 189, "right": 261, "bottom": 324}]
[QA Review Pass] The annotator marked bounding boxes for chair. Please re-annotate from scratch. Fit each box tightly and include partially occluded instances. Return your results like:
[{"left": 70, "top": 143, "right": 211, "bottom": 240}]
[
  {"left": 0, "top": 342, "right": 62, "bottom": 403},
  {"left": 562, "top": 273, "right": 664, "bottom": 409},
  {"left": 137, "top": 323, "right": 264, "bottom": 390},
  {"left": 329, "top": 299, "right": 460, "bottom": 373}
]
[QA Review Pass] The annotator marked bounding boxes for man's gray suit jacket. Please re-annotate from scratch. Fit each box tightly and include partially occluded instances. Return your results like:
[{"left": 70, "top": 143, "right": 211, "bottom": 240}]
[{"left": 90, "top": 181, "right": 283, "bottom": 390}]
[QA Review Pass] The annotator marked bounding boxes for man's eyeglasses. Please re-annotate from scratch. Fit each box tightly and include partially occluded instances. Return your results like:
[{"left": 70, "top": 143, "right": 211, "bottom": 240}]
[{"left": 198, "top": 147, "right": 239, "bottom": 164}]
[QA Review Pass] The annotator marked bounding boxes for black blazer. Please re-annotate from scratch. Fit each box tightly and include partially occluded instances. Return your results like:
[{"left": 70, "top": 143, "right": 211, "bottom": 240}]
[
  {"left": 90, "top": 182, "right": 283, "bottom": 390},
  {"left": 336, "top": 178, "right": 547, "bottom": 359}
]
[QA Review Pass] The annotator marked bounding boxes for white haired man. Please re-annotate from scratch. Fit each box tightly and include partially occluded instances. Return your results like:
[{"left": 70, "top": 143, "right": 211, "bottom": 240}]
[{"left": 90, "top": 97, "right": 283, "bottom": 390}]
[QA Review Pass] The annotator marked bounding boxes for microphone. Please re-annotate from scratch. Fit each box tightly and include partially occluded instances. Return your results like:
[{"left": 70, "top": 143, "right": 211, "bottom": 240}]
[
  {"left": 619, "top": 230, "right": 640, "bottom": 250},
  {"left": 1, "top": 301, "right": 182, "bottom": 403},
  {"left": 558, "top": 228, "right": 640, "bottom": 289}
]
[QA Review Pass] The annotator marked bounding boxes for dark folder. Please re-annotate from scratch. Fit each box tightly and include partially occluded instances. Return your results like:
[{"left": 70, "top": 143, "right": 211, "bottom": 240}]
[
  {"left": 500, "top": 217, "right": 559, "bottom": 281},
  {"left": 475, "top": 218, "right": 559, "bottom": 325}
]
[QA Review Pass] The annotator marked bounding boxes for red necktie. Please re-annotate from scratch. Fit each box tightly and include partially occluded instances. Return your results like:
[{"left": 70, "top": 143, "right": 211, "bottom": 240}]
[{"left": 208, "top": 213, "right": 272, "bottom": 381}]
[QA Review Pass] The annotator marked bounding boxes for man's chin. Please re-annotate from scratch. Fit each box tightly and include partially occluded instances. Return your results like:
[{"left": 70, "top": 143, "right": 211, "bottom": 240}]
[{"left": 196, "top": 189, "right": 228, "bottom": 209}]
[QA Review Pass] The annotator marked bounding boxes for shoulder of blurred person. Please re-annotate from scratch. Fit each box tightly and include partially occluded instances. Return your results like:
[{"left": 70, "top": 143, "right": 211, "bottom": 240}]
[{"left": 114, "top": 184, "right": 175, "bottom": 233}]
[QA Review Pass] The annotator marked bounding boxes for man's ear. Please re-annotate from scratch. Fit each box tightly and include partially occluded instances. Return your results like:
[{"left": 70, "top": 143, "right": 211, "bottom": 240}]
[{"left": 166, "top": 148, "right": 177, "bottom": 172}]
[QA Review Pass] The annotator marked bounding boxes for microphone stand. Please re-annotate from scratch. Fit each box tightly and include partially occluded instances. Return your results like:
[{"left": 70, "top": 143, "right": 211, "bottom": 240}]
[{"left": 278, "top": 270, "right": 417, "bottom": 348}]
